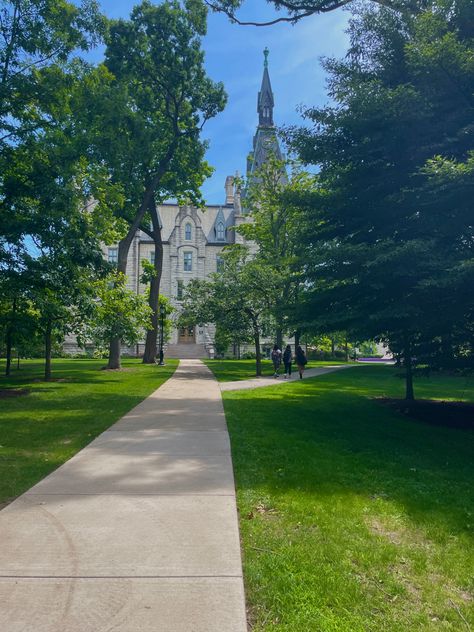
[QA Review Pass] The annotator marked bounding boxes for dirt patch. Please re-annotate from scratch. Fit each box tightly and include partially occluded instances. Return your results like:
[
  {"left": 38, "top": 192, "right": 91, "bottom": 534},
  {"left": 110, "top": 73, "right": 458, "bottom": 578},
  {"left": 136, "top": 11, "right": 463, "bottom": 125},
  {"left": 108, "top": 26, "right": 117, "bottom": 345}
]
[
  {"left": 32, "top": 378, "right": 72, "bottom": 383},
  {"left": 0, "top": 388, "right": 29, "bottom": 399},
  {"left": 366, "top": 516, "right": 433, "bottom": 551},
  {"left": 246, "top": 501, "right": 279, "bottom": 520},
  {"left": 100, "top": 367, "right": 133, "bottom": 372},
  {"left": 376, "top": 398, "right": 474, "bottom": 430},
  {"left": 369, "top": 517, "right": 403, "bottom": 545}
]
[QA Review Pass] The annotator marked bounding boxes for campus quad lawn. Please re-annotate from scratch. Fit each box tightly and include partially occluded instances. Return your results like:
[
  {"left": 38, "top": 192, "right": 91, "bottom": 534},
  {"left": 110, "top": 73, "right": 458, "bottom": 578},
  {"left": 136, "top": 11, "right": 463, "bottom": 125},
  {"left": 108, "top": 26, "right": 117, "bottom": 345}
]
[
  {"left": 204, "top": 359, "right": 352, "bottom": 382},
  {"left": 0, "top": 358, "right": 177, "bottom": 506},
  {"left": 219, "top": 365, "right": 474, "bottom": 631}
]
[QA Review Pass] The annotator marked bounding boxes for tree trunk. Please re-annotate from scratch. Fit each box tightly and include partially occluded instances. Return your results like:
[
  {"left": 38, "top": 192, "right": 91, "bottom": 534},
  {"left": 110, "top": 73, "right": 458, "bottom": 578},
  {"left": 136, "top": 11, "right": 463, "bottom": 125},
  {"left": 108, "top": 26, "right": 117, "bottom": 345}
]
[
  {"left": 102, "top": 137, "right": 178, "bottom": 370},
  {"left": 404, "top": 335, "right": 414, "bottom": 401},
  {"left": 344, "top": 339, "right": 349, "bottom": 362},
  {"left": 5, "top": 297, "right": 16, "bottom": 376},
  {"left": 17, "top": 353, "right": 20, "bottom": 369},
  {"left": 107, "top": 235, "right": 134, "bottom": 369},
  {"left": 5, "top": 326, "right": 12, "bottom": 377},
  {"left": 331, "top": 338, "right": 335, "bottom": 357},
  {"left": 276, "top": 327, "right": 283, "bottom": 349},
  {"left": 143, "top": 203, "right": 164, "bottom": 364},
  {"left": 294, "top": 329, "right": 301, "bottom": 348},
  {"left": 108, "top": 337, "right": 121, "bottom": 370},
  {"left": 254, "top": 329, "right": 262, "bottom": 376},
  {"left": 251, "top": 317, "right": 262, "bottom": 376},
  {"left": 44, "top": 319, "right": 52, "bottom": 381}
]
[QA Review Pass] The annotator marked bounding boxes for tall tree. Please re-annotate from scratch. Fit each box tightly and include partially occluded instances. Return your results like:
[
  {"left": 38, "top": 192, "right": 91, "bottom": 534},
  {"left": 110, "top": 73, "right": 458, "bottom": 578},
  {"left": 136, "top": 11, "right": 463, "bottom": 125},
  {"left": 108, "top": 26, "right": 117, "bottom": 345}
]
[
  {"left": 181, "top": 246, "right": 279, "bottom": 375},
  {"left": 287, "top": 0, "right": 474, "bottom": 399},
  {"left": 239, "top": 156, "right": 317, "bottom": 346},
  {"left": 96, "top": 0, "right": 226, "bottom": 368},
  {"left": 0, "top": 0, "right": 104, "bottom": 145},
  {"left": 0, "top": 59, "right": 124, "bottom": 379}
]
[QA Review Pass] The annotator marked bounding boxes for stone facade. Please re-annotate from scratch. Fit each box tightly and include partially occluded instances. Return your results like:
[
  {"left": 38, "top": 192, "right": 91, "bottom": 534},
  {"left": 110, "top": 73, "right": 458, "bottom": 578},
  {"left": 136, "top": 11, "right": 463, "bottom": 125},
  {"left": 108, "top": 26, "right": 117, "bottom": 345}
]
[{"left": 103, "top": 185, "right": 249, "bottom": 356}]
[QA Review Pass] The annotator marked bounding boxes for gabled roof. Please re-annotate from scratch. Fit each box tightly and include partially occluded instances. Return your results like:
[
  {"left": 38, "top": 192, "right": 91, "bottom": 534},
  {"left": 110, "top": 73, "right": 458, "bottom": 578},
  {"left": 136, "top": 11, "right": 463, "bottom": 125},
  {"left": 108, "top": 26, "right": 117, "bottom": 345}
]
[{"left": 210, "top": 207, "right": 227, "bottom": 243}]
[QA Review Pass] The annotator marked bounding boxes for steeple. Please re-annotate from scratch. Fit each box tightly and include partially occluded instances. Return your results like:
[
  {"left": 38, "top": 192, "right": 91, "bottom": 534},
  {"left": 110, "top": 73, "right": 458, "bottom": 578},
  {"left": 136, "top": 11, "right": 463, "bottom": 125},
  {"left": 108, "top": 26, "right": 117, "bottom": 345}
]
[
  {"left": 245, "top": 49, "right": 287, "bottom": 191},
  {"left": 257, "top": 47, "right": 274, "bottom": 128}
]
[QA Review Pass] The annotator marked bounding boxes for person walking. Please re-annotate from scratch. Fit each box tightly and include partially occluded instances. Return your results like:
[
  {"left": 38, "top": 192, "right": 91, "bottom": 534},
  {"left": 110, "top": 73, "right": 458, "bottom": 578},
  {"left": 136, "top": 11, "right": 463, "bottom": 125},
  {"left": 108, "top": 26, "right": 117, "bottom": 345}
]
[
  {"left": 271, "top": 344, "right": 282, "bottom": 378},
  {"left": 283, "top": 344, "right": 292, "bottom": 378},
  {"left": 295, "top": 345, "right": 307, "bottom": 379}
]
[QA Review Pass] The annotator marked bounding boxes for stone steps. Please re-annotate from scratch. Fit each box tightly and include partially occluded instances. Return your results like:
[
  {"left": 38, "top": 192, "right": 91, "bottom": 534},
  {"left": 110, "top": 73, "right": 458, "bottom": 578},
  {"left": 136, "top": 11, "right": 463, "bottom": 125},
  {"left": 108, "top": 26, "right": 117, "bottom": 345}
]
[{"left": 166, "top": 343, "right": 209, "bottom": 359}]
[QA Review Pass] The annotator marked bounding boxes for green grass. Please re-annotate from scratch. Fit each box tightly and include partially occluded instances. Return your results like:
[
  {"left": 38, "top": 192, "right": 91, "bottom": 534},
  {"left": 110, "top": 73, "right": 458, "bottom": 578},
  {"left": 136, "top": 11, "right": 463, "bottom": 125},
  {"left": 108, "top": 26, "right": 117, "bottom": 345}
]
[
  {"left": 217, "top": 365, "right": 474, "bottom": 631},
  {"left": 204, "top": 358, "right": 353, "bottom": 382},
  {"left": 0, "top": 358, "right": 177, "bottom": 505}
]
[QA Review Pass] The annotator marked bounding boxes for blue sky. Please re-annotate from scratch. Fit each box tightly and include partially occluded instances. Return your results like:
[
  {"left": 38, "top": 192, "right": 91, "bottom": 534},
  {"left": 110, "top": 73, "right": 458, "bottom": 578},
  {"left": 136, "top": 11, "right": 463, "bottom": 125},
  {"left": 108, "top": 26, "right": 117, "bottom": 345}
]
[{"left": 92, "top": 1, "right": 350, "bottom": 203}]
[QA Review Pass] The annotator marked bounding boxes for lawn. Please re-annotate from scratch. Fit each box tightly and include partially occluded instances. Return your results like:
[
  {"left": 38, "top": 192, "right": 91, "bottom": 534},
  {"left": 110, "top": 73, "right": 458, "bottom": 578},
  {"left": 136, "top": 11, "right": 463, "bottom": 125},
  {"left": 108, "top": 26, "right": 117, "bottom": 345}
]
[
  {"left": 204, "top": 358, "right": 353, "bottom": 382},
  {"left": 217, "top": 365, "right": 474, "bottom": 631},
  {"left": 0, "top": 358, "right": 177, "bottom": 506}
]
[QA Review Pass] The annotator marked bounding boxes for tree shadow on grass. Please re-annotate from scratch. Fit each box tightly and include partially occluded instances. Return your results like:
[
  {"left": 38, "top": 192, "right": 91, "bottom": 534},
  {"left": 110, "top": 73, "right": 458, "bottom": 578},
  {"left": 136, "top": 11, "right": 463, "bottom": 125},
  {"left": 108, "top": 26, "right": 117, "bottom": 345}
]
[{"left": 223, "top": 370, "right": 474, "bottom": 538}]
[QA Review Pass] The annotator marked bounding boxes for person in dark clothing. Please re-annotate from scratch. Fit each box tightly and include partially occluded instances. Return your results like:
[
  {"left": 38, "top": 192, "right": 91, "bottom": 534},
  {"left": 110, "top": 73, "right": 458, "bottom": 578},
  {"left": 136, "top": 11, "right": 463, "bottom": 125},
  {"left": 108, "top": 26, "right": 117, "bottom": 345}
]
[
  {"left": 271, "top": 344, "right": 282, "bottom": 377},
  {"left": 283, "top": 345, "right": 292, "bottom": 378},
  {"left": 295, "top": 345, "right": 307, "bottom": 379}
]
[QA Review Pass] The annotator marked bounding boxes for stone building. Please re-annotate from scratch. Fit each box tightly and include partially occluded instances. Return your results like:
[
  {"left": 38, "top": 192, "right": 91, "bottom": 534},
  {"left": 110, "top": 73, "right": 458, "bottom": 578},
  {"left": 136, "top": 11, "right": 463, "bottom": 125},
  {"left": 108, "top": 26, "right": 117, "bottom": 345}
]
[
  {"left": 101, "top": 51, "right": 284, "bottom": 359},
  {"left": 105, "top": 181, "right": 247, "bottom": 358}
]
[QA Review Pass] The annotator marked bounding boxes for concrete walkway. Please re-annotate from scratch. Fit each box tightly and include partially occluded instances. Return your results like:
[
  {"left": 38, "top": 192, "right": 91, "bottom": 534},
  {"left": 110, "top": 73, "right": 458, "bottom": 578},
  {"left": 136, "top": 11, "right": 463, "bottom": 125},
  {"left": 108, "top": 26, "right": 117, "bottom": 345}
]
[
  {"left": 220, "top": 364, "right": 353, "bottom": 391},
  {"left": 0, "top": 360, "right": 247, "bottom": 632}
]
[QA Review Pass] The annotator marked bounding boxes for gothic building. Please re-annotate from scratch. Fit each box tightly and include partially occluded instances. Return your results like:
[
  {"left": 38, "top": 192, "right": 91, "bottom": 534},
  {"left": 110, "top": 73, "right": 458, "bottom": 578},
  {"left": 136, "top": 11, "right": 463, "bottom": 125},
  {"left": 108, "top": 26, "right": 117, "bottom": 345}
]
[{"left": 104, "top": 50, "right": 284, "bottom": 358}]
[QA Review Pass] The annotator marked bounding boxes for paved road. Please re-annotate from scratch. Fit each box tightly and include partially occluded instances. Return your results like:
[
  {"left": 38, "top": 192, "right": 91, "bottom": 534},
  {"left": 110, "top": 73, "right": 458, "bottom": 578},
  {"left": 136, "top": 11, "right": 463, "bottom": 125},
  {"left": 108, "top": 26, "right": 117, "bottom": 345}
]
[
  {"left": 220, "top": 364, "right": 354, "bottom": 391},
  {"left": 0, "top": 360, "right": 247, "bottom": 632}
]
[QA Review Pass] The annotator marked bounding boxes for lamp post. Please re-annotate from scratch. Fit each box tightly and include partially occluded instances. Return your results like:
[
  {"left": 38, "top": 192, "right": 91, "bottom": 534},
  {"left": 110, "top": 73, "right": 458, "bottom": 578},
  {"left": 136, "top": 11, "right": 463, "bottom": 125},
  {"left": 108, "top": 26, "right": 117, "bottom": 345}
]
[{"left": 158, "top": 303, "right": 165, "bottom": 366}]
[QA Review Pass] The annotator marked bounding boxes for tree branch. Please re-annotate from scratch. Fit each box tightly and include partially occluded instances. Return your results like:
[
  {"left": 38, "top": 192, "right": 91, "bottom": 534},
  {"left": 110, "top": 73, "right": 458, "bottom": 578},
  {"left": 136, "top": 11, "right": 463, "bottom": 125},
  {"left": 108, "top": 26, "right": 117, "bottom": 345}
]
[{"left": 204, "top": 0, "right": 318, "bottom": 26}]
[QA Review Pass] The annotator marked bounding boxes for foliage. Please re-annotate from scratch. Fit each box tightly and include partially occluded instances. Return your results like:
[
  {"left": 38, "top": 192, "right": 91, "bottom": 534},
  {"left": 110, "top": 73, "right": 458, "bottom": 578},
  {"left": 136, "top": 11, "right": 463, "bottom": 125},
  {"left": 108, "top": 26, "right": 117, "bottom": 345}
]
[
  {"left": 0, "top": 3, "right": 124, "bottom": 379},
  {"left": 88, "top": 0, "right": 226, "bottom": 366},
  {"left": 181, "top": 245, "right": 279, "bottom": 375},
  {"left": 286, "top": 0, "right": 474, "bottom": 398},
  {"left": 213, "top": 322, "right": 233, "bottom": 356},
  {"left": 0, "top": 0, "right": 105, "bottom": 149},
  {"left": 239, "top": 156, "right": 318, "bottom": 343},
  {"left": 79, "top": 273, "right": 152, "bottom": 354},
  {"left": 203, "top": 0, "right": 431, "bottom": 26}
]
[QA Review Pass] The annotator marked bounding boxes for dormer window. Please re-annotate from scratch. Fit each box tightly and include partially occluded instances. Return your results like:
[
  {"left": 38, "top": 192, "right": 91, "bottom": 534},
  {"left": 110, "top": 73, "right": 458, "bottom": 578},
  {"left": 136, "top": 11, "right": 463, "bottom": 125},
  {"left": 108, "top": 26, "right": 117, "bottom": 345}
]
[
  {"left": 185, "top": 223, "right": 192, "bottom": 240},
  {"left": 216, "top": 221, "right": 225, "bottom": 241}
]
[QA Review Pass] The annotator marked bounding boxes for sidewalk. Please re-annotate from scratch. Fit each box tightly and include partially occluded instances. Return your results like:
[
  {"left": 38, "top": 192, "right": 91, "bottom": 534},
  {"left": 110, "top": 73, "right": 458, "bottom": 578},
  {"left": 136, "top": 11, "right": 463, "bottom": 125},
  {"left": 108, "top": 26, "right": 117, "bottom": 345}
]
[
  {"left": 220, "top": 364, "right": 354, "bottom": 391},
  {"left": 0, "top": 360, "right": 247, "bottom": 632}
]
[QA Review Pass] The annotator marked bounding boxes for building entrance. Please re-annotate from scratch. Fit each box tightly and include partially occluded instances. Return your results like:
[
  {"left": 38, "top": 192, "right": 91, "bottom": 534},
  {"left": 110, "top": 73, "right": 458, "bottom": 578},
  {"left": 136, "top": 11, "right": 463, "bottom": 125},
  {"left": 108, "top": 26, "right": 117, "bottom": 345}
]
[{"left": 178, "top": 326, "right": 195, "bottom": 343}]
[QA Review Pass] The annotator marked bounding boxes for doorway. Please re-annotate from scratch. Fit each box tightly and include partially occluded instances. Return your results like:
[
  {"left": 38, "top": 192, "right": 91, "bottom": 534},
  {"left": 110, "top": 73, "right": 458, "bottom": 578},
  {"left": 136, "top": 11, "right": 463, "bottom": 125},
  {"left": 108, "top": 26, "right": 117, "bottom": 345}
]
[{"left": 178, "top": 326, "right": 195, "bottom": 343}]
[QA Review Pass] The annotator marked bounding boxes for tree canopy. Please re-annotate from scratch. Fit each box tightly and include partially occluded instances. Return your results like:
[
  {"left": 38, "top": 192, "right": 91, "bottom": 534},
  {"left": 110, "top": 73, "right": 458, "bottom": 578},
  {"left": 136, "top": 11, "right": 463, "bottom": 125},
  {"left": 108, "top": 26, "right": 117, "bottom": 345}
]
[
  {"left": 94, "top": 0, "right": 226, "bottom": 367},
  {"left": 285, "top": 0, "right": 474, "bottom": 397}
]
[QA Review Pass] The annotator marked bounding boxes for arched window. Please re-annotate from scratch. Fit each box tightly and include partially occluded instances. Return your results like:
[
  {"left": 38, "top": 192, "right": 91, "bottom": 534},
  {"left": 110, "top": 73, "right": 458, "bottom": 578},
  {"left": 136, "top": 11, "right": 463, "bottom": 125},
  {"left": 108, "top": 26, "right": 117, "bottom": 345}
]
[
  {"left": 216, "top": 222, "right": 225, "bottom": 241},
  {"left": 185, "top": 223, "right": 192, "bottom": 240}
]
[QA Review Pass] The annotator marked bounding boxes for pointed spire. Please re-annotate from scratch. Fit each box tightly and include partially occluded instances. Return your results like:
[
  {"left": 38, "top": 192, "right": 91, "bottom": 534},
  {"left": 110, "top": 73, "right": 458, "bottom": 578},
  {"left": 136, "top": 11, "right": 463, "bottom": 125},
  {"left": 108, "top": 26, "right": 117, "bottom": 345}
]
[{"left": 257, "top": 47, "right": 274, "bottom": 127}]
